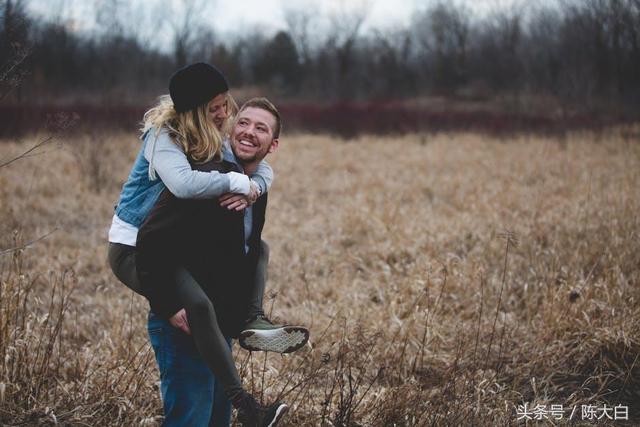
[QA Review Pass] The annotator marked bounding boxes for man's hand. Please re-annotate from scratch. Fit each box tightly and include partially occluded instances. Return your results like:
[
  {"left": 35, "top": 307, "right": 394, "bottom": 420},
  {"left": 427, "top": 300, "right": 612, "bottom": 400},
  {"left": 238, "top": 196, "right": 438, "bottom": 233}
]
[
  {"left": 169, "top": 308, "right": 191, "bottom": 335},
  {"left": 219, "top": 193, "right": 250, "bottom": 211}
]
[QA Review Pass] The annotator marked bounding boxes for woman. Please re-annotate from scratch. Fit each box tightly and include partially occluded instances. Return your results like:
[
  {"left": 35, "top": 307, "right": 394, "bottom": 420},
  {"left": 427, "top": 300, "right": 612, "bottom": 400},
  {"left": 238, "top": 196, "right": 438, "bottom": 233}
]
[{"left": 107, "top": 63, "right": 287, "bottom": 426}]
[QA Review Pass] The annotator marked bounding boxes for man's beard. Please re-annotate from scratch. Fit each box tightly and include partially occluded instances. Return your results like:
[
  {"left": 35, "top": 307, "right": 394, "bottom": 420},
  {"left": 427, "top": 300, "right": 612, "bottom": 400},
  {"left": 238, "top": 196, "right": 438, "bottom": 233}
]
[
  {"left": 237, "top": 153, "right": 258, "bottom": 164},
  {"left": 232, "top": 145, "right": 261, "bottom": 165}
]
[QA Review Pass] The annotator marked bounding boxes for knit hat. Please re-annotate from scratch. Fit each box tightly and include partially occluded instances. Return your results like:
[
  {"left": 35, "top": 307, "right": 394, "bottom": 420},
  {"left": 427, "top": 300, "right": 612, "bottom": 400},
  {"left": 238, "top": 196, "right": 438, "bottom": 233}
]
[{"left": 169, "top": 62, "right": 229, "bottom": 113}]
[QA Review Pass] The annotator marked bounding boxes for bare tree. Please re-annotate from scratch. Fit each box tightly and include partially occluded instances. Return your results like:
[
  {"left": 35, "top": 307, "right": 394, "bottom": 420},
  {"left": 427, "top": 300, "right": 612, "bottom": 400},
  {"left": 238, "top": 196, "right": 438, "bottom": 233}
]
[
  {"left": 95, "top": 0, "right": 127, "bottom": 37},
  {"left": 283, "top": 5, "right": 318, "bottom": 67},
  {"left": 190, "top": 28, "right": 217, "bottom": 64},
  {"left": 0, "top": 41, "right": 29, "bottom": 101},
  {"left": 169, "top": 0, "right": 210, "bottom": 67},
  {"left": 0, "top": 0, "right": 31, "bottom": 101},
  {"left": 412, "top": 1, "right": 470, "bottom": 93},
  {"left": 326, "top": 1, "right": 371, "bottom": 99},
  {"left": 369, "top": 28, "right": 415, "bottom": 97},
  {"left": 2, "top": 0, "right": 640, "bottom": 113}
]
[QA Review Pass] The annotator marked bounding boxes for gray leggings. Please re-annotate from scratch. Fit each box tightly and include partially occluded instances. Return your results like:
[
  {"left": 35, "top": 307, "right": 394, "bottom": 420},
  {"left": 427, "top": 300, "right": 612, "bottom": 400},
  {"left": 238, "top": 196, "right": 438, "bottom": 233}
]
[{"left": 107, "top": 241, "right": 269, "bottom": 403}]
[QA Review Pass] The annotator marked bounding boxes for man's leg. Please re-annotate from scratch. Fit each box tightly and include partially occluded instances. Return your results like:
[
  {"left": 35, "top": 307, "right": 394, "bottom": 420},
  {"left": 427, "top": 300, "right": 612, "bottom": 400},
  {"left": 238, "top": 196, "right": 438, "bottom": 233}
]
[
  {"left": 148, "top": 312, "right": 218, "bottom": 427},
  {"left": 149, "top": 299, "right": 286, "bottom": 427},
  {"left": 239, "top": 240, "right": 310, "bottom": 353},
  {"left": 245, "top": 240, "right": 269, "bottom": 320}
]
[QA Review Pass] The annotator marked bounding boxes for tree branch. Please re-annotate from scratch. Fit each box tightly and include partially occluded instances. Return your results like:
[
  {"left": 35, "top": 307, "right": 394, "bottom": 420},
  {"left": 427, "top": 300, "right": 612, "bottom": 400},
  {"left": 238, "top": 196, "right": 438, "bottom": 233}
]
[
  {"left": 0, "top": 136, "right": 54, "bottom": 169},
  {"left": 0, "top": 229, "right": 59, "bottom": 257}
]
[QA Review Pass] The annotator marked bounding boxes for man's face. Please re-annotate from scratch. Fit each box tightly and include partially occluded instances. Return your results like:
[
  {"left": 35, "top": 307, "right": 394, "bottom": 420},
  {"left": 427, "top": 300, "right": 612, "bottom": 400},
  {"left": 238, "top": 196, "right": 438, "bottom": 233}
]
[
  {"left": 207, "top": 93, "right": 229, "bottom": 130},
  {"left": 230, "top": 107, "right": 279, "bottom": 164}
]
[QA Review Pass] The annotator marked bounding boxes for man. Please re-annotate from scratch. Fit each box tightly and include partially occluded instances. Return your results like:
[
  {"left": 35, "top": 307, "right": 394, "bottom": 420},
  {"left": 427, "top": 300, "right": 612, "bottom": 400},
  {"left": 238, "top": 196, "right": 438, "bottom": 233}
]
[{"left": 137, "top": 98, "right": 307, "bottom": 426}]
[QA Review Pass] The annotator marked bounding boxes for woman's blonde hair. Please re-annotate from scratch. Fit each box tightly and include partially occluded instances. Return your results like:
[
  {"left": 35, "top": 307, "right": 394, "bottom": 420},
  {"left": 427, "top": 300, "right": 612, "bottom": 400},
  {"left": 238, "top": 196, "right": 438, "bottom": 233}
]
[{"left": 141, "top": 93, "right": 238, "bottom": 163}]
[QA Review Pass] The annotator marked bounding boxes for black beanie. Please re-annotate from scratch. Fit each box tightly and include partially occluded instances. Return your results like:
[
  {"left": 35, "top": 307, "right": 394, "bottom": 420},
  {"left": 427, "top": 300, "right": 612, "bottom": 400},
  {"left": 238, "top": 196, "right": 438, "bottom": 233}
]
[{"left": 169, "top": 62, "right": 229, "bottom": 113}]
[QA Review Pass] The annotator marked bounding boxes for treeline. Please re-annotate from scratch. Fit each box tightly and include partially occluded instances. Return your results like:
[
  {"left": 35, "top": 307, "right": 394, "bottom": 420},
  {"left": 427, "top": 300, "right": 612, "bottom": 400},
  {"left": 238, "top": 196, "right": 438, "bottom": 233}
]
[{"left": 1, "top": 0, "right": 639, "bottom": 109}]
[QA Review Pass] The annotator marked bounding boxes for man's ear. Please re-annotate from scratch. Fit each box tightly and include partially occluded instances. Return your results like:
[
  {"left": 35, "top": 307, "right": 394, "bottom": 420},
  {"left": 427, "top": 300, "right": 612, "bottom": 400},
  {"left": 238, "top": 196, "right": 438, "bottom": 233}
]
[{"left": 267, "top": 138, "right": 279, "bottom": 154}]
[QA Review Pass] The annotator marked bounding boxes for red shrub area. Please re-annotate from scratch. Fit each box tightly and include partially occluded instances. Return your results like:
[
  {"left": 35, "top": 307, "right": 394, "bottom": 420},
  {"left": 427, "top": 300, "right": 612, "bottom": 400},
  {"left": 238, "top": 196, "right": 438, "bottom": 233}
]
[
  {"left": 0, "top": 105, "right": 146, "bottom": 137},
  {"left": 280, "top": 102, "right": 631, "bottom": 138},
  {"left": 0, "top": 102, "right": 632, "bottom": 139}
]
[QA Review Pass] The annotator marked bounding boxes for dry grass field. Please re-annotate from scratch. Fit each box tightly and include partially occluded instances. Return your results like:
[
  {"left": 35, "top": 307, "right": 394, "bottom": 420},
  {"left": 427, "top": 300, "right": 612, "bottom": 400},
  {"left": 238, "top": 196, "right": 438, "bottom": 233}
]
[{"left": 1, "top": 128, "right": 639, "bottom": 425}]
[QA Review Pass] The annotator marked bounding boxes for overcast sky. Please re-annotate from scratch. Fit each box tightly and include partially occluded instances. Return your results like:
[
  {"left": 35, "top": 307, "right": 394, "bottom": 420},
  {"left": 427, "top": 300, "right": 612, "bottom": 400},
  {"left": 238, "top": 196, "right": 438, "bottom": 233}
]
[
  {"left": 27, "top": 0, "right": 526, "bottom": 32},
  {"left": 26, "top": 0, "right": 528, "bottom": 52}
]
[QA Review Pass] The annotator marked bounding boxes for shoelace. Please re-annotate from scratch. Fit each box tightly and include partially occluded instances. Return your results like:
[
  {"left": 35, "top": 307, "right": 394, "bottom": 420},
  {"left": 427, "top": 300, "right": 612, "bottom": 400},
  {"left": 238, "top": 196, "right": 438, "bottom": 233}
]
[{"left": 250, "top": 313, "right": 273, "bottom": 324}]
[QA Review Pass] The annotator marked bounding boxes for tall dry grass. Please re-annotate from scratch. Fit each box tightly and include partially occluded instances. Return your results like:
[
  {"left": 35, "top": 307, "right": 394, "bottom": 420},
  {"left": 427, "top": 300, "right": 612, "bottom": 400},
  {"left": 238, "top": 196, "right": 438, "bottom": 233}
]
[{"left": 0, "top": 127, "right": 638, "bottom": 425}]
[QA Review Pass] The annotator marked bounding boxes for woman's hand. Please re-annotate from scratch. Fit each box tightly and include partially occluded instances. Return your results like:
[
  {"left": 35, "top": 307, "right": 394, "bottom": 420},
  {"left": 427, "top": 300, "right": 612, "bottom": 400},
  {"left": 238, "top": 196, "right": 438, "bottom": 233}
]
[
  {"left": 169, "top": 308, "right": 191, "bottom": 335},
  {"left": 219, "top": 182, "right": 259, "bottom": 211}
]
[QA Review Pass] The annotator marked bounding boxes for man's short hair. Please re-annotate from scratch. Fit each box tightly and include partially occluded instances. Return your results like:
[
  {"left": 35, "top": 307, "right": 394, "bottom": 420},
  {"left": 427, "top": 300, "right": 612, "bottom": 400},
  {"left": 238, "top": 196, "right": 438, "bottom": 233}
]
[{"left": 238, "top": 97, "right": 281, "bottom": 139}]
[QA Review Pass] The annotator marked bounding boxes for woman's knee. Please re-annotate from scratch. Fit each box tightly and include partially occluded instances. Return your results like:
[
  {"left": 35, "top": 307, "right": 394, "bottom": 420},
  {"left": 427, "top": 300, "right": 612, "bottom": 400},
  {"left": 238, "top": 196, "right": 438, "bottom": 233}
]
[
  {"left": 107, "top": 243, "right": 121, "bottom": 274},
  {"left": 108, "top": 243, "right": 141, "bottom": 293},
  {"left": 187, "top": 296, "right": 216, "bottom": 321}
]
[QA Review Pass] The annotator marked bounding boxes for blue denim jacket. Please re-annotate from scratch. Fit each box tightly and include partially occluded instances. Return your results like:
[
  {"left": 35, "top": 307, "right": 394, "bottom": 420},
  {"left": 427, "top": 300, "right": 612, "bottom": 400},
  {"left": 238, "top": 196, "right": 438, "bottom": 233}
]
[{"left": 115, "top": 132, "right": 166, "bottom": 227}]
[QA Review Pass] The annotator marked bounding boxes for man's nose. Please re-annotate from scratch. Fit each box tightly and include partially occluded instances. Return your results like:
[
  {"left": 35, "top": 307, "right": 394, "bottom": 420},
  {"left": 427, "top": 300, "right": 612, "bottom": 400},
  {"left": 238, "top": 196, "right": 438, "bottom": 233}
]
[
  {"left": 244, "top": 125, "right": 257, "bottom": 137},
  {"left": 242, "top": 126, "right": 256, "bottom": 141}
]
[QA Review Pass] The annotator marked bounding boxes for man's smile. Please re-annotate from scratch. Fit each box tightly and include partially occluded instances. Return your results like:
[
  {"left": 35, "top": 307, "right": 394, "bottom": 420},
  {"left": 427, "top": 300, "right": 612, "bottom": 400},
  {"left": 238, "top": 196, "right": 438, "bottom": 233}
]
[{"left": 238, "top": 139, "right": 257, "bottom": 148}]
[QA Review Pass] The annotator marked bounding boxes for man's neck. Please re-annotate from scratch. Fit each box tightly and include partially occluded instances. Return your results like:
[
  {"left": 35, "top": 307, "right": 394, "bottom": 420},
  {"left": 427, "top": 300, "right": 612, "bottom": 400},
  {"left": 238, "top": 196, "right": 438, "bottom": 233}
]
[{"left": 240, "top": 161, "right": 259, "bottom": 176}]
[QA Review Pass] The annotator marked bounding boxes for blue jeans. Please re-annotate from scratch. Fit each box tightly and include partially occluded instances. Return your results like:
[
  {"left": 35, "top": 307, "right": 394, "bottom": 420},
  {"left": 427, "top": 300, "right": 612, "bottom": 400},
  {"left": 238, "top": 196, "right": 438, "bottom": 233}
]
[{"left": 148, "top": 312, "right": 232, "bottom": 427}]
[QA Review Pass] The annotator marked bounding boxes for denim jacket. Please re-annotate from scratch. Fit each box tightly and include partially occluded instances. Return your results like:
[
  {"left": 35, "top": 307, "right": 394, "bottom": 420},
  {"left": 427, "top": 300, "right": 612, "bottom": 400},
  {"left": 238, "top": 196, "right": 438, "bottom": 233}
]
[{"left": 115, "top": 133, "right": 166, "bottom": 227}]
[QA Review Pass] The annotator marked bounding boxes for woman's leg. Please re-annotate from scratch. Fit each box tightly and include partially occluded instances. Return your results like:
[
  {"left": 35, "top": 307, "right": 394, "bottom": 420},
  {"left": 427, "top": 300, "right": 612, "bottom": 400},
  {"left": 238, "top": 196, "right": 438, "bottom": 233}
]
[
  {"left": 108, "top": 242, "right": 145, "bottom": 295},
  {"left": 173, "top": 267, "right": 244, "bottom": 404}
]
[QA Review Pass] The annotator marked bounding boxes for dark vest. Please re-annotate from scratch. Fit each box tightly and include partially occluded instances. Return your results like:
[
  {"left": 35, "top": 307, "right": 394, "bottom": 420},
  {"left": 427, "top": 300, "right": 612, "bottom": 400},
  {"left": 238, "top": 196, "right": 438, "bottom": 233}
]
[{"left": 136, "top": 158, "right": 268, "bottom": 336}]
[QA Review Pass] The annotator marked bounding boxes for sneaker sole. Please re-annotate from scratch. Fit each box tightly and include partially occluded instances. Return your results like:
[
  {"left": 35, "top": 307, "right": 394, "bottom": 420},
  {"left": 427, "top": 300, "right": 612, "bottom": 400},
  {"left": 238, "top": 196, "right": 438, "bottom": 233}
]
[
  {"left": 239, "top": 326, "right": 309, "bottom": 353},
  {"left": 266, "top": 403, "right": 288, "bottom": 427}
]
